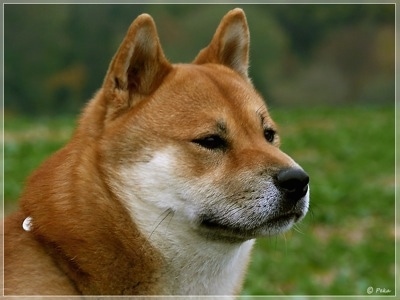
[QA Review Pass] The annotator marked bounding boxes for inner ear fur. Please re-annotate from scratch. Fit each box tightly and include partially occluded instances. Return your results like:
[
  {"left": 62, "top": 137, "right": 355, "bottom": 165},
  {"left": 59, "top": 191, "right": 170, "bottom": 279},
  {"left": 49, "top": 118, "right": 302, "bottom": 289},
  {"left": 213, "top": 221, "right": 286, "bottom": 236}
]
[
  {"left": 194, "top": 8, "right": 250, "bottom": 79},
  {"left": 102, "top": 13, "right": 172, "bottom": 117}
]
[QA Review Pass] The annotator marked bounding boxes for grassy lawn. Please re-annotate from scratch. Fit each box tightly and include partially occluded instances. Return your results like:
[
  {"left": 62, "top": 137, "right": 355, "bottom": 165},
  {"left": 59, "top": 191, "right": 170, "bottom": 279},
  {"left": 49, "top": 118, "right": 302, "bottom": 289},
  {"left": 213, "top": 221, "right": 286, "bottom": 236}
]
[{"left": 3, "top": 107, "right": 396, "bottom": 296}]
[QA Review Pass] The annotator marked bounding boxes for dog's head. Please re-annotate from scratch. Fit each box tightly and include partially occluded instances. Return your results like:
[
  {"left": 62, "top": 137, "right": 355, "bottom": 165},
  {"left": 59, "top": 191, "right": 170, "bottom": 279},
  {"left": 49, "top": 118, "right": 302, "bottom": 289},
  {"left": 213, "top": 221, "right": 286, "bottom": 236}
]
[{"left": 88, "top": 8, "right": 309, "bottom": 242}]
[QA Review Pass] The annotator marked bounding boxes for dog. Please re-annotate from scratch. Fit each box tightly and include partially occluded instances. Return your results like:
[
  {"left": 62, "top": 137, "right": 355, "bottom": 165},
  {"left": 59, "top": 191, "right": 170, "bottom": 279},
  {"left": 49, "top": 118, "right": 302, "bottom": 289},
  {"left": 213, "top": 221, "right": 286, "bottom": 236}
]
[{"left": 4, "top": 8, "right": 309, "bottom": 296}]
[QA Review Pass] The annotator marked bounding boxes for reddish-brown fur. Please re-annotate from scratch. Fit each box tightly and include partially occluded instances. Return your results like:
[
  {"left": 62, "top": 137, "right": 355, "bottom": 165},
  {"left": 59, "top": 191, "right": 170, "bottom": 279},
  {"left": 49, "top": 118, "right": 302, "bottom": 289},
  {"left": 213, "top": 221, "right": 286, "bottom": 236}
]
[
  {"left": 4, "top": 12, "right": 172, "bottom": 296},
  {"left": 4, "top": 9, "right": 303, "bottom": 295}
]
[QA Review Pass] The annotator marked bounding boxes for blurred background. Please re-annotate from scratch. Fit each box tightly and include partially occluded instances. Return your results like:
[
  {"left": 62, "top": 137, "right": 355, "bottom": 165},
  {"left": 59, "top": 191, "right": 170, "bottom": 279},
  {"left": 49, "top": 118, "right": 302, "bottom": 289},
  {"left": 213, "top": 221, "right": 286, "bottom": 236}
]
[
  {"left": 3, "top": 3, "right": 396, "bottom": 297},
  {"left": 4, "top": 4, "right": 395, "bottom": 114}
]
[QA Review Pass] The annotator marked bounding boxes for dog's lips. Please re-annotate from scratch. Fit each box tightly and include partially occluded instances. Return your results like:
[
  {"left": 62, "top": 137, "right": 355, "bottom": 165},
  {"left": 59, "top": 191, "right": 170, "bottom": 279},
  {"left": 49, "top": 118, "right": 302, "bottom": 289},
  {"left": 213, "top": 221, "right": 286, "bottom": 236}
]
[
  {"left": 267, "top": 212, "right": 303, "bottom": 225},
  {"left": 199, "top": 211, "right": 302, "bottom": 241}
]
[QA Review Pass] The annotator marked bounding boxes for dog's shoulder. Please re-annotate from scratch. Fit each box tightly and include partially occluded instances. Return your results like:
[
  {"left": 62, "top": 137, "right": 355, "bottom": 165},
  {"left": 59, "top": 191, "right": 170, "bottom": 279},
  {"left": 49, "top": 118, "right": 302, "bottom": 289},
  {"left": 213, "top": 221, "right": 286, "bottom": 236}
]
[{"left": 4, "top": 211, "right": 79, "bottom": 295}]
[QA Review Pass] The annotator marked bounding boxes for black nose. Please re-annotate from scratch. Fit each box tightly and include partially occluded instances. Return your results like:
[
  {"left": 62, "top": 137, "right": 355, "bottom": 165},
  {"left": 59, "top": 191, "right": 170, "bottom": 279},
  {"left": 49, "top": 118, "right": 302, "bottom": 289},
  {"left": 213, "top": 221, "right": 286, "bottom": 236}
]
[{"left": 276, "top": 168, "right": 309, "bottom": 201}]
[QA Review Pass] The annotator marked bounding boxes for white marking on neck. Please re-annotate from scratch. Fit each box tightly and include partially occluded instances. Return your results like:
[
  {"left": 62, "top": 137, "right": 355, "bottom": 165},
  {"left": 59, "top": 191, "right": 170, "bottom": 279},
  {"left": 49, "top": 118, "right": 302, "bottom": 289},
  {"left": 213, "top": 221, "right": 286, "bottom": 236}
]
[
  {"left": 114, "top": 148, "right": 254, "bottom": 295},
  {"left": 22, "top": 216, "right": 32, "bottom": 232}
]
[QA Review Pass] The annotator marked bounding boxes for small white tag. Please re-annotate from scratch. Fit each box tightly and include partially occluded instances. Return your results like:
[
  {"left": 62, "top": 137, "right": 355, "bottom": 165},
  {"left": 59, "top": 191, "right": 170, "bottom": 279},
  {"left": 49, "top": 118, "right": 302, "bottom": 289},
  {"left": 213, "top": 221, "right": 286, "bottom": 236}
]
[{"left": 22, "top": 216, "right": 33, "bottom": 232}]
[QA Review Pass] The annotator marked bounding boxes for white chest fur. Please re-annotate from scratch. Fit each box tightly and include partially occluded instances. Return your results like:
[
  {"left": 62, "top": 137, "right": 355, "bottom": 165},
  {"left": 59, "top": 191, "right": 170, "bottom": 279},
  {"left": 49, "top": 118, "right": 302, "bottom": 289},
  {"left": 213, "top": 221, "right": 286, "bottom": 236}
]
[
  {"left": 159, "top": 225, "right": 254, "bottom": 295},
  {"left": 128, "top": 197, "right": 254, "bottom": 295}
]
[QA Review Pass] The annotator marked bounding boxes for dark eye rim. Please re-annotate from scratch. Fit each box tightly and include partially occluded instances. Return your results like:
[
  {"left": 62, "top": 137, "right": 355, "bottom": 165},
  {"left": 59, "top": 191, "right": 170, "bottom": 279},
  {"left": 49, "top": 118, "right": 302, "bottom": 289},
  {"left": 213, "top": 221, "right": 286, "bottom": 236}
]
[
  {"left": 192, "top": 134, "right": 228, "bottom": 150},
  {"left": 264, "top": 128, "right": 276, "bottom": 143}
]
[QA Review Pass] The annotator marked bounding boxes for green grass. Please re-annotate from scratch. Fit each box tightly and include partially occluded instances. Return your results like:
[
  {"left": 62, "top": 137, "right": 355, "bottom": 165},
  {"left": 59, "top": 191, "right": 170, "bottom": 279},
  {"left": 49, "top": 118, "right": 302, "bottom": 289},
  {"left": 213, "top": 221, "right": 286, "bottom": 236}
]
[
  {"left": 4, "top": 107, "right": 396, "bottom": 296},
  {"left": 4, "top": 116, "right": 76, "bottom": 212}
]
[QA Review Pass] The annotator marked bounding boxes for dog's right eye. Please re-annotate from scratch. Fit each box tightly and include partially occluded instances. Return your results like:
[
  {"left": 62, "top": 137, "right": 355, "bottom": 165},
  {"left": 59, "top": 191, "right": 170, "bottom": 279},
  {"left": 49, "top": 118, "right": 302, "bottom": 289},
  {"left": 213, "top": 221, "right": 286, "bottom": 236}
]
[{"left": 192, "top": 135, "right": 228, "bottom": 150}]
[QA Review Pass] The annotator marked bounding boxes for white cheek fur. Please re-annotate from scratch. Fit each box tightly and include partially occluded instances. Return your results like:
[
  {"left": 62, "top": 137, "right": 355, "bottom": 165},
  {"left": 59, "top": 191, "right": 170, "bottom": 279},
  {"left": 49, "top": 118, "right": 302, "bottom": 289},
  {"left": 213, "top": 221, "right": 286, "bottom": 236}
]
[
  {"left": 112, "top": 147, "right": 254, "bottom": 295},
  {"left": 116, "top": 146, "right": 309, "bottom": 236},
  {"left": 115, "top": 148, "right": 200, "bottom": 229}
]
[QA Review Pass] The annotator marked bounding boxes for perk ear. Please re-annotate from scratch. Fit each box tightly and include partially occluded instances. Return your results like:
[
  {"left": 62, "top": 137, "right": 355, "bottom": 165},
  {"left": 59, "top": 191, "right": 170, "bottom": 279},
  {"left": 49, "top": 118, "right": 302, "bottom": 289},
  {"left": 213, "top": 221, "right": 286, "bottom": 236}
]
[
  {"left": 102, "top": 14, "right": 171, "bottom": 117},
  {"left": 193, "top": 8, "right": 250, "bottom": 78}
]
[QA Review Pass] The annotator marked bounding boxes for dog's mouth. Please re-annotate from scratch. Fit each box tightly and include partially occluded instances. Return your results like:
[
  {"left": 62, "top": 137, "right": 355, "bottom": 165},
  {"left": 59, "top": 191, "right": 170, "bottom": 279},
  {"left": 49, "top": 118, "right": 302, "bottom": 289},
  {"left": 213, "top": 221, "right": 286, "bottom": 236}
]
[{"left": 198, "top": 212, "right": 303, "bottom": 242}]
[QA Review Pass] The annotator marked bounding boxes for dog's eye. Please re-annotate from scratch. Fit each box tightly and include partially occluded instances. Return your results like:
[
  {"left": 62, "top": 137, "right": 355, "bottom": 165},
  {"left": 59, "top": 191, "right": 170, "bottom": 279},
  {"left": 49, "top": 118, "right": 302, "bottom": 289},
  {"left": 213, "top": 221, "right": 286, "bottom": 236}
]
[
  {"left": 192, "top": 135, "right": 227, "bottom": 150},
  {"left": 264, "top": 128, "right": 276, "bottom": 143}
]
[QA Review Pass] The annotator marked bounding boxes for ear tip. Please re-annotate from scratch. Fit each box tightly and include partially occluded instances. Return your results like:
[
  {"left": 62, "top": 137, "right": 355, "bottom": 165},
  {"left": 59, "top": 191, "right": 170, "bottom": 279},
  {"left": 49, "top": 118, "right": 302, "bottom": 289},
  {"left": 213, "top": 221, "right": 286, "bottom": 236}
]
[
  {"left": 230, "top": 8, "right": 245, "bottom": 15},
  {"left": 227, "top": 8, "right": 247, "bottom": 21},
  {"left": 136, "top": 13, "right": 154, "bottom": 22},
  {"left": 128, "top": 13, "right": 157, "bottom": 31}
]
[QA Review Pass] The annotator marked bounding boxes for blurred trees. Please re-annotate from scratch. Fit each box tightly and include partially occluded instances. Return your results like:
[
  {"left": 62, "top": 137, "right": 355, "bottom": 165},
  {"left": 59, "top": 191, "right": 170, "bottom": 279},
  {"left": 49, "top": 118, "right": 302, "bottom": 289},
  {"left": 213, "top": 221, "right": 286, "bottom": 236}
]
[{"left": 4, "top": 4, "right": 395, "bottom": 116}]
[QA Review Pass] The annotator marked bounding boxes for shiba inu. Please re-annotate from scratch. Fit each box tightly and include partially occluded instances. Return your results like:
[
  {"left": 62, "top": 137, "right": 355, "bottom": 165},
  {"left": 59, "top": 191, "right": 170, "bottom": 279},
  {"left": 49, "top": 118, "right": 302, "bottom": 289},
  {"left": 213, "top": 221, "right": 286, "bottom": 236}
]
[{"left": 4, "top": 8, "right": 309, "bottom": 296}]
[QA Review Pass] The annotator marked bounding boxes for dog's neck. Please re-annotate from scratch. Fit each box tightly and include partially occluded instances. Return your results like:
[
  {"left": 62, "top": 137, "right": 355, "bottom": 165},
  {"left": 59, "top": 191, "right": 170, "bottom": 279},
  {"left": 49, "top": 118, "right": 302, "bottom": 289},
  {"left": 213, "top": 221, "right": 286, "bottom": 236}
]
[{"left": 124, "top": 196, "right": 255, "bottom": 296}]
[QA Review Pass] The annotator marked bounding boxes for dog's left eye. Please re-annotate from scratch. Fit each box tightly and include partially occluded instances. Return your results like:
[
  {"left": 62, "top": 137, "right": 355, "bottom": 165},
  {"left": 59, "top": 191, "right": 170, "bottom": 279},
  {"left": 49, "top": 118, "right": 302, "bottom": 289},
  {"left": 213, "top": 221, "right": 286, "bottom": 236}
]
[
  {"left": 264, "top": 128, "right": 276, "bottom": 143},
  {"left": 192, "top": 135, "right": 227, "bottom": 150}
]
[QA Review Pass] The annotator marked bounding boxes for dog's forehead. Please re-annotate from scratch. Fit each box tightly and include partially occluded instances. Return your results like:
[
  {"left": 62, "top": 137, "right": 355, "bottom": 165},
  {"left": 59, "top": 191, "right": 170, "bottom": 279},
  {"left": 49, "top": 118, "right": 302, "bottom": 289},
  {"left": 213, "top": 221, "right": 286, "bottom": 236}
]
[
  {"left": 159, "top": 64, "right": 267, "bottom": 114},
  {"left": 132, "top": 64, "right": 276, "bottom": 140}
]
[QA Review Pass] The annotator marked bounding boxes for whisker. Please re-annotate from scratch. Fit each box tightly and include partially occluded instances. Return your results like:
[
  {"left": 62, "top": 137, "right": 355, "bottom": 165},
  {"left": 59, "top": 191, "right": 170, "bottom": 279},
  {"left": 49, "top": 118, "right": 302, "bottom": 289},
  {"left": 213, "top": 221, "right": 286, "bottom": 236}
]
[
  {"left": 281, "top": 232, "right": 288, "bottom": 254},
  {"left": 165, "top": 209, "right": 175, "bottom": 228},
  {"left": 149, "top": 208, "right": 174, "bottom": 239},
  {"left": 292, "top": 224, "right": 305, "bottom": 235},
  {"left": 272, "top": 235, "right": 279, "bottom": 250}
]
